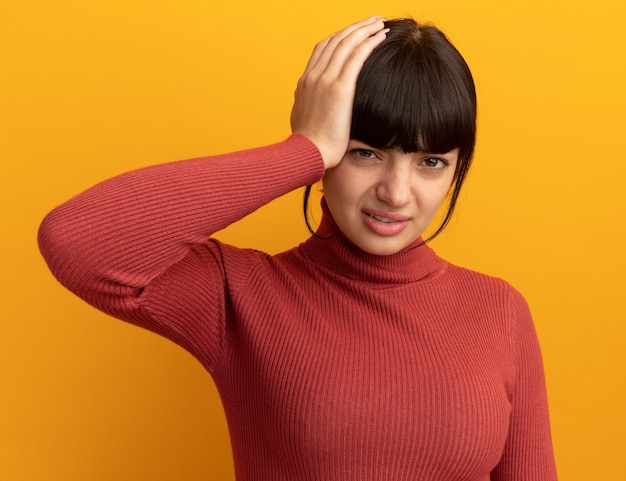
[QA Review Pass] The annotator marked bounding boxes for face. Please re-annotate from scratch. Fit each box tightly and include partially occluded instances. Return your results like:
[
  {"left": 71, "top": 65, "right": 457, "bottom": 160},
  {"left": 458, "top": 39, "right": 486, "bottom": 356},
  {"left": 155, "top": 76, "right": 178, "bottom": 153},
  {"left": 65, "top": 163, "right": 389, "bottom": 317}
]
[{"left": 322, "top": 140, "right": 459, "bottom": 256}]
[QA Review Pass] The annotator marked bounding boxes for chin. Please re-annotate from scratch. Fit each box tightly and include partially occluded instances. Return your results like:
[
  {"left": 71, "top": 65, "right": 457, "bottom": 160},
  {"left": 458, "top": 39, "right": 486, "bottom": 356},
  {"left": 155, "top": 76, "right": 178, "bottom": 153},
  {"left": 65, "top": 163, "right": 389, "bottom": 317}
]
[{"left": 355, "top": 240, "right": 410, "bottom": 257}]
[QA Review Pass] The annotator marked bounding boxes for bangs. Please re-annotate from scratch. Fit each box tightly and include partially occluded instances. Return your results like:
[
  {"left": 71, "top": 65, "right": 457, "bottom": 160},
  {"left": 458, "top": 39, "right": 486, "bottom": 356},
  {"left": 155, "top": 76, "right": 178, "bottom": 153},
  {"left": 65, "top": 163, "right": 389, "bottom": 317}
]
[{"left": 351, "top": 22, "right": 476, "bottom": 161}]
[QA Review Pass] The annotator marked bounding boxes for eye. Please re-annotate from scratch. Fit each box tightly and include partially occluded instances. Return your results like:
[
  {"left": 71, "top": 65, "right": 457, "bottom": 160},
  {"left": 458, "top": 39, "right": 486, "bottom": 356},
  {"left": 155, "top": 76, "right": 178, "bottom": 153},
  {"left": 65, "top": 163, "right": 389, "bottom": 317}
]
[
  {"left": 348, "top": 148, "right": 382, "bottom": 163},
  {"left": 351, "top": 148, "right": 379, "bottom": 160},
  {"left": 420, "top": 157, "right": 449, "bottom": 169}
]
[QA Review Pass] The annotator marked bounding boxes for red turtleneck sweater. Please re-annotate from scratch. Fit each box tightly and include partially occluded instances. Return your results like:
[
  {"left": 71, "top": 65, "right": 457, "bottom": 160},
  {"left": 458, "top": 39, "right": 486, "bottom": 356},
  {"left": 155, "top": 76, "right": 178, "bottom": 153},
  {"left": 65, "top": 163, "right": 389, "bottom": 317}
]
[{"left": 38, "top": 135, "right": 557, "bottom": 480}]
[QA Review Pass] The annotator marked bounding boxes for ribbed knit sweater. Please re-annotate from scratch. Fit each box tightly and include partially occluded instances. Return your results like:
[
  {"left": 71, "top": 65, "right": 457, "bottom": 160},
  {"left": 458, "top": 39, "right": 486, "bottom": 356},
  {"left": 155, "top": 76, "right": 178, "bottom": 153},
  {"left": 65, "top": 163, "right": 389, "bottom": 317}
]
[{"left": 38, "top": 134, "right": 557, "bottom": 480}]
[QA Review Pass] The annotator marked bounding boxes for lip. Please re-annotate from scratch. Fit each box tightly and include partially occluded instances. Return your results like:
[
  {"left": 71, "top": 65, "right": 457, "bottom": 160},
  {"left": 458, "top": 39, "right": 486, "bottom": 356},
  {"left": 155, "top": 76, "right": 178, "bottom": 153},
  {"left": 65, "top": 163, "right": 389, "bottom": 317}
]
[
  {"left": 363, "top": 208, "right": 411, "bottom": 222},
  {"left": 362, "top": 208, "right": 411, "bottom": 236}
]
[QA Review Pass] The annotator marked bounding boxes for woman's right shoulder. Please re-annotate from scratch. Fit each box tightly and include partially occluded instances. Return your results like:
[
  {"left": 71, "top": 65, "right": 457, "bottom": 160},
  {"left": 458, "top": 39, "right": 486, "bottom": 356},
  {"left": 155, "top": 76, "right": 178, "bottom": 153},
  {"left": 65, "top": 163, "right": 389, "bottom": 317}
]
[{"left": 201, "top": 238, "right": 300, "bottom": 292}]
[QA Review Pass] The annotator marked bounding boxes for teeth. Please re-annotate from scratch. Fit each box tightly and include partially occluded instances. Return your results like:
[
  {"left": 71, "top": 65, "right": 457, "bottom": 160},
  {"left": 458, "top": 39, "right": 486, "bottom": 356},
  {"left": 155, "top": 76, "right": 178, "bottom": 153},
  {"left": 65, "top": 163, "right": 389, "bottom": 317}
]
[{"left": 372, "top": 214, "right": 393, "bottom": 223}]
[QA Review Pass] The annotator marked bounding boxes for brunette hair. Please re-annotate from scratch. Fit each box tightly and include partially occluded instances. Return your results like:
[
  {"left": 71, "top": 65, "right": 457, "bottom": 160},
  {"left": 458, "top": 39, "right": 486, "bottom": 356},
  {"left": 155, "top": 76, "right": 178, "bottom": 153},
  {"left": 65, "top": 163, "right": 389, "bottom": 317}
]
[{"left": 304, "top": 18, "right": 477, "bottom": 242}]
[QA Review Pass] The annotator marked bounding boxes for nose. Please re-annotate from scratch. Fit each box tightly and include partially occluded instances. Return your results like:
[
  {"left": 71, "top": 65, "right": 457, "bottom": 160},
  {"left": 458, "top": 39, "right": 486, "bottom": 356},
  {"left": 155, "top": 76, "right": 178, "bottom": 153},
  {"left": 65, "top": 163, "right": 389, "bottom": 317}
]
[{"left": 375, "top": 162, "right": 412, "bottom": 208}]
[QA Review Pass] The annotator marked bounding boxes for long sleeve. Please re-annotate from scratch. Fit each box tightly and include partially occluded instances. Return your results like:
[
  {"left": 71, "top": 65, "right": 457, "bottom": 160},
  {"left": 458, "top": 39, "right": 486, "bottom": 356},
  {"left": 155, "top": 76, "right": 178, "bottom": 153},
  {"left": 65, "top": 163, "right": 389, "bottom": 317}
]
[
  {"left": 491, "top": 288, "right": 558, "bottom": 480},
  {"left": 38, "top": 134, "right": 324, "bottom": 367},
  {"left": 38, "top": 134, "right": 558, "bottom": 480}
]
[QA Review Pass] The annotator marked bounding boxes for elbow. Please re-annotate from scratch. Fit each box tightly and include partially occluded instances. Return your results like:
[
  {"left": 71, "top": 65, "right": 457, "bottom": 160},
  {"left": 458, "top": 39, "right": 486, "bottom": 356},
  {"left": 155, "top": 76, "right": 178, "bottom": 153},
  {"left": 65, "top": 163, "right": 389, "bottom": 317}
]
[{"left": 38, "top": 204, "right": 92, "bottom": 292}]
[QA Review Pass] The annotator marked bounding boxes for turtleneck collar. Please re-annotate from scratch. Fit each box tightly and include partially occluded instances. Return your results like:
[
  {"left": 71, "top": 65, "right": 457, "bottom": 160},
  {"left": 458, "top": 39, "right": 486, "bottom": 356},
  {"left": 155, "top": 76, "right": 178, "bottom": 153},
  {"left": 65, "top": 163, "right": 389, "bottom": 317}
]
[{"left": 298, "top": 199, "right": 447, "bottom": 285}]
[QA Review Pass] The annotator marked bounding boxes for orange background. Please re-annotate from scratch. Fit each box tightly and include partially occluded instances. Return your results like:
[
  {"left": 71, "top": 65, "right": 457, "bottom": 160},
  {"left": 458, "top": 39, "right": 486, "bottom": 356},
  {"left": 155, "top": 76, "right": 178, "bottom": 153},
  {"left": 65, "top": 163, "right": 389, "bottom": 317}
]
[{"left": 2, "top": 0, "right": 625, "bottom": 479}]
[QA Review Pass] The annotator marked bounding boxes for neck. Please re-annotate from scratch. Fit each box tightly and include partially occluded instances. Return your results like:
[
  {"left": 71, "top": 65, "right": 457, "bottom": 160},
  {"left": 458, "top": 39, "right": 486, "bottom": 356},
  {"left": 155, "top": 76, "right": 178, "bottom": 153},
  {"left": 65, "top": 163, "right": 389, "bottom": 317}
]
[{"left": 299, "top": 199, "right": 446, "bottom": 284}]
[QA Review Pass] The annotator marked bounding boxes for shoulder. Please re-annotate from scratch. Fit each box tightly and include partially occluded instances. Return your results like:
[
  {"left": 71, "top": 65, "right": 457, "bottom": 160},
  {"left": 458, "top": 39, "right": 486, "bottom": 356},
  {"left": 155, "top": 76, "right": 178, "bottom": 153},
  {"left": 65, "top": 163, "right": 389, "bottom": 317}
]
[
  {"left": 204, "top": 238, "right": 304, "bottom": 291},
  {"left": 433, "top": 260, "right": 534, "bottom": 331},
  {"left": 206, "top": 238, "right": 299, "bottom": 269},
  {"left": 438, "top": 261, "right": 523, "bottom": 300},
  {"left": 438, "top": 261, "right": 541, "bottom": 369}
]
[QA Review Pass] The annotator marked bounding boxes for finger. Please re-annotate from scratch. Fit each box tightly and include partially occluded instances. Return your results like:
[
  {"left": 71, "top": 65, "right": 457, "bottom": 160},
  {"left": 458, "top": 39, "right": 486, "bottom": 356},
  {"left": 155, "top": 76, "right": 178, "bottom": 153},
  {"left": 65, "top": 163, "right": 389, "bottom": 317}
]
[
  {"left": 302, "top": 16, "right": 385, "bottom": 78},
  {"left": 300, "top": 35, "right": 334, "bottom": 79},
  {"left": 311, "top": 19, "right": 387, "bottom": 81},
  {"left": 335, "top": 27, "right": 389, "bottom": 83}
]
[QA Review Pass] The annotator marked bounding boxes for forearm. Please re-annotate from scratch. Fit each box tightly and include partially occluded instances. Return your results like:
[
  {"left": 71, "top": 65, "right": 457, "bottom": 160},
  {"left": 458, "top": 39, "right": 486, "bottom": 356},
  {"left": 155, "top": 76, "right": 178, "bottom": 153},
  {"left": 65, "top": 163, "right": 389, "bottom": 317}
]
[{"left": 38, "top": 134, "right": 324, "bottom": 305}]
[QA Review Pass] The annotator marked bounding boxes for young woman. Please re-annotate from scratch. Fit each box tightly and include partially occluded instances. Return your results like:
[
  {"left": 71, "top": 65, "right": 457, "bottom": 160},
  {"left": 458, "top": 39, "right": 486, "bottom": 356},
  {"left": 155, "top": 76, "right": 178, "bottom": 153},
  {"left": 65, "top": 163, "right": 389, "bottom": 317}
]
[{"left": 39, "top": 17, "right": 557, "bottom": 481}]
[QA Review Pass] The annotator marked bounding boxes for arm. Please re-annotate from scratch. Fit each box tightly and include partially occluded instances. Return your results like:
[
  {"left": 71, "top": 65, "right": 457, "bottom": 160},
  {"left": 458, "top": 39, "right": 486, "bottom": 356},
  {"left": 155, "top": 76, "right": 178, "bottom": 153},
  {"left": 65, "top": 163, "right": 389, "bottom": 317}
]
[
  {"left": 39, "top": 136, "right": 323, "bottom": 370},
  {"left": 39, "top": 16, "right": 389, "bottom": 314},
  {"left": 491, "top": 289, "right": 558, "bottom": 480},
  {"left": 38, "top": 135, "right": 324, "bottom": 319},
  {"left": 38, "top": 17, "right": 389, "bottom": 366}
]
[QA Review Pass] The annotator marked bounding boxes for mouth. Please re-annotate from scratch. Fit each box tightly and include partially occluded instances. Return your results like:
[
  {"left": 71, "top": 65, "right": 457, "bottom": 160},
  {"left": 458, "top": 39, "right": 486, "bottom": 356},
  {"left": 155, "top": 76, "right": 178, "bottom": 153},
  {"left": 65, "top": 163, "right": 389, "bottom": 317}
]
[
  {"left": 363, "top": 209, "right": 411, "bottom": 223},
  {"left": 367, "top": 213, "right": 397, "bottom": 223},
  {"left": 362, "top": 209, "right": 411, "bottom": 236}
]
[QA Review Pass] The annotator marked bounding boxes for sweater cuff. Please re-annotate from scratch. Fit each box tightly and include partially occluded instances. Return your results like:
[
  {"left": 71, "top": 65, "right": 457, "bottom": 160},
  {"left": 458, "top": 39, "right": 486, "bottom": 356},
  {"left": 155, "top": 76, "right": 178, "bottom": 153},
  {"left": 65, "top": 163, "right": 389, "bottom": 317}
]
[{"left": 282, "top": 133, "right": 326, "bottom": 186}]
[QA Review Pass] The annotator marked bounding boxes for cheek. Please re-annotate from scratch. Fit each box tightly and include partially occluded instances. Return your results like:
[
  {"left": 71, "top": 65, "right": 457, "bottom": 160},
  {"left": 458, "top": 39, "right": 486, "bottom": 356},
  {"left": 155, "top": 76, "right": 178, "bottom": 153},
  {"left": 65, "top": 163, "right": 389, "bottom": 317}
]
[
  {"left": 321, "top": 174, "right": 345, "bottom": 221},
  {"left": 321, "top": 175, "right": 341, "bottom": 205},
  {"left": 416, "top": 181, "right": 454, "bottom": 213},
  {"left": 323, "top": 168, "right": 360, "bottom": 204},
  {"left": 433, "top": 185, "right": 452, "bottom": 205}
]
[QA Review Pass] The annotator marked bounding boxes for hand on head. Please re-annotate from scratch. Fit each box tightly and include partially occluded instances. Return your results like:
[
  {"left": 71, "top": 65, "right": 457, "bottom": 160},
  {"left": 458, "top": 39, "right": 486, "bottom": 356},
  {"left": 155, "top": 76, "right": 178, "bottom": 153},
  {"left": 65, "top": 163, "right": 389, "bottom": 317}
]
[{"left": 290, "top": 17, "right": 388, "bottom": 170}]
